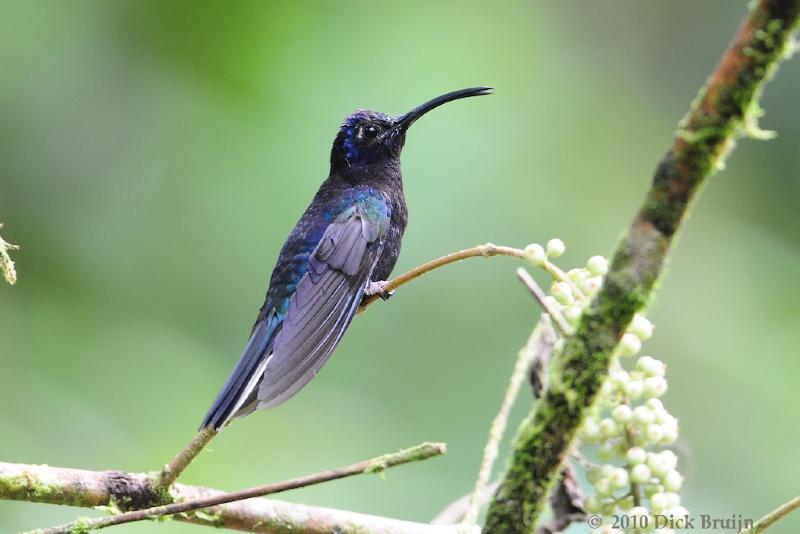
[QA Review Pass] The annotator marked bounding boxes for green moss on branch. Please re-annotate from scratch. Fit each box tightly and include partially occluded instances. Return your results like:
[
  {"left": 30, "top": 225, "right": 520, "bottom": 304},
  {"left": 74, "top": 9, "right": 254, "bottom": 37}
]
[{"left": 484, "top": 1, "right": 800, "bottom": 532}]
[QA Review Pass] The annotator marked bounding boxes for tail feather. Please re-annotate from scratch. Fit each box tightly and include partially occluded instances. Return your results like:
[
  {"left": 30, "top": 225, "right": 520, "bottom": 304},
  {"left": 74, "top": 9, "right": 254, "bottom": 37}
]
[{"left": 199, "top": 315, "right": 280, "bottom": 430}]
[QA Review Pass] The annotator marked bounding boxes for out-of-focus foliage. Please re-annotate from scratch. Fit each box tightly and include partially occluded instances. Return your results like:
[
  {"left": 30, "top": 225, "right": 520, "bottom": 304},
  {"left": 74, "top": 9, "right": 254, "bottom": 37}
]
[{"left": 1, "top": 1, "right": 798, "bottom": 532}]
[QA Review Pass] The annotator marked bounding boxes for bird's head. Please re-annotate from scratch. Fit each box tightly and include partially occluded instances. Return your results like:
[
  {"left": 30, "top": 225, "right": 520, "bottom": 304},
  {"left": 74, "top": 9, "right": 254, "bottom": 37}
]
[{"left": 330, "top": 87, "right": 493, "bottom": 173}]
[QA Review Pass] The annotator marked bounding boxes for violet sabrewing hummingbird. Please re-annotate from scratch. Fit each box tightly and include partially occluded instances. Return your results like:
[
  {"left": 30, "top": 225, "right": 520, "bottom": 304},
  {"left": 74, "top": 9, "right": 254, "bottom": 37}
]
[{"left": 201, "top": 87, "right": 492, "bottom": 430}]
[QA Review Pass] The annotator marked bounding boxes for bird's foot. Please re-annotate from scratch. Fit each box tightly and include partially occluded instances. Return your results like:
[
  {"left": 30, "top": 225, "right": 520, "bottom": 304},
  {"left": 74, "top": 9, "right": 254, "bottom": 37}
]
[{"left": 364, "top": 280, "right": 394, "bottom": 301}]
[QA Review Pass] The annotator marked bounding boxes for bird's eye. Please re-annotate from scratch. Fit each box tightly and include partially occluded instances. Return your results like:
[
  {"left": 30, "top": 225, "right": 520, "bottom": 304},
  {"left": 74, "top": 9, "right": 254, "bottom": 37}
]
[{"left": 363, "top": 124, "right": 381, "bottom": 139}]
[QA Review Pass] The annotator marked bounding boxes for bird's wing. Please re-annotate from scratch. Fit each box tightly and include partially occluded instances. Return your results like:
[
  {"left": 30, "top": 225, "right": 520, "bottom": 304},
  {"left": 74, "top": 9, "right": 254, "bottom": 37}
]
[
  {"left": 256, "top": 200, "right": 387, "bottom": 409},
  {"left": 199, "top": 310, "right": 281, "bottom": 430},
  {"left": 199, "top": 195, "right": 388, "bottom": 430}
]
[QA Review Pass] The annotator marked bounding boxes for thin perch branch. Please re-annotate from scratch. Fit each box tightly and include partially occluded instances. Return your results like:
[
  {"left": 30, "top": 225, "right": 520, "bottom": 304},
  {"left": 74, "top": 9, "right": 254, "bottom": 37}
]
[
  {"left": 157, "top": 427, "right": 217, "bottom": 489},
  {"left": 25, "top": 443, "right": 447, "bottom": 534},
  {"left": 740, "top": 495, "right": 800, "bottom": 534},
  {"left": 358, "top": 242, "right": 524, "bottom": 313},
  {"left": 485, "top": 1, "right": 800, "bottom": 531}
]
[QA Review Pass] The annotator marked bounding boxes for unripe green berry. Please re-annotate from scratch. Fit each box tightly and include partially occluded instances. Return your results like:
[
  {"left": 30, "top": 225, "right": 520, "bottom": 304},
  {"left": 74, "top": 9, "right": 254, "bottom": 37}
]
[
  {"left": 637, "top": 356, "right": 666, "bottom": 376},
  {"left": 612, "top": 404, "right": 633, "bottom": 423},
  {"left": 631, "top": 463, "right": 652, "bottom": 484},
  {"left": 630, "top": 314, "right": 654, "bottom": 340},
  {"left": 599, "top": 418, "right": 618, "bottom": 438},
  {"left": 619, "top": 333, "right": 642, "bottom": 357},
  {"left": 587, "top": 255, "right": 609, "bottom": 276},
  {"left": 594, "top": 477, "right": 612, "bottom": 496},
  {"left": 524, "top": 243, "right": 546, "bottom": 265},
  {"left": 647, "top": 453, "right": 671, "bottom": 477},
  {"left": 663, "top": 470, "right": 683, "bottom": 491},
  {"left": 584, "top": 495, "right": 603, "bottom": 513},
  {"left": 633, "top": 405, "right": 655, "bottom": 424},
  {"left": 552, "top": 282, "right": 574, "bottom": 304},
  {"left": 546, "top": 238, "right": 566, "bottom": 258},
  {"left": 643, "top": 376, "right": 668, "bottom": 398},
  {"left": 665, "top": 492, "right": 681, "bottom": 507},
  {"left": 626, "top": 446, "right": 647, "bottom": 465},
  {"left": 647, "top": 424, "right": 665, "bottom": 442},
  {"left": 618, "top": 495, "right": 635, "bottom": 511},
  {"left": 600, "top": 464, "right": 615, "bottom": 477},
  {"left": 644, "top": 483, "right": 664, "bottom": 498},
  {"left": 580, "top": 276, "right": 604, "bottom": 294},
  {"left": 567, "top": 268, "right": 589, "bottom": 282},
  {"left": 661, "top": 425, "right": 679, "bottom": 445},
  {"left": 659, "top": 451, "right": 678, "bottom": 471},
  {"left": 586, "top": 466, "right": 604, "bottom": 484},
  {"left": 579, "top": 420, "right": 601, "bottom": 443},
  {"left": 624, "top": 380, "right": 644, "bottom": 399},
  {"left": 609, "top": 467, "right": 629, "bottom": 489},
  {"left": 650, "top": 492, "right": 669, "bottom": 512},
  {"left": 598, "top": 442, "right": 616, "bottom": 460},
  {"left": 610, "top": 368, "right": 629, "bottom": 385},
  {"left": 564, "top": 305, "right": 582, "bottom": 325}
]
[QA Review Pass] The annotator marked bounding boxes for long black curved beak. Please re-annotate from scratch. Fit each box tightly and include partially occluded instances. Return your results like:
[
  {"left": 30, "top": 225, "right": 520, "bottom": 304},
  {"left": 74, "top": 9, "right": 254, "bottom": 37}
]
[{"left": 393, "top": 86, "right": 493, "bottom": 132}]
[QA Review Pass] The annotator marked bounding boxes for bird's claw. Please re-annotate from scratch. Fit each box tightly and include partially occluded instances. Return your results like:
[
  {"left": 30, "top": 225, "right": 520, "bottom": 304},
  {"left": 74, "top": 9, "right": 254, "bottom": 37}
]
[{"left": 365, "top": 280, "right": 394, "bottom": 301}]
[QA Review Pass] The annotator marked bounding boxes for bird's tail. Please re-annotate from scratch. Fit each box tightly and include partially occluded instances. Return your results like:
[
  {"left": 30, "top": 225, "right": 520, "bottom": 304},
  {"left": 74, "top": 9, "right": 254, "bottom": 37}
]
[{"left": 199, "top": 315, "right": 280, "bottom": 430}]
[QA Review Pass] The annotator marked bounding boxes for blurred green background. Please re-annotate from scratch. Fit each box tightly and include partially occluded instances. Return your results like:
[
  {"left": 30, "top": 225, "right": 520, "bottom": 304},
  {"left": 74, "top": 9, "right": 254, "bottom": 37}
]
[{"left": 1, "top": 1, "right": 798, "bottom": 532}]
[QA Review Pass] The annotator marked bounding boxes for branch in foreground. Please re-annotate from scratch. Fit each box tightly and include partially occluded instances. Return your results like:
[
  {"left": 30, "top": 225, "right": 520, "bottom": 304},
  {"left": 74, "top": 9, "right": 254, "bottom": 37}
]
[
  {"left": 484, "top": 1, "right": 800, "bottom": 532},
  {"left": 740, "top": 495, "right": 800, "bottom": 534},
  {"left": 30, "top": 443, "right": 445, "bottom": 533},
  {"left": 2, "top": 444, "right": 447, "bottom": 534}
]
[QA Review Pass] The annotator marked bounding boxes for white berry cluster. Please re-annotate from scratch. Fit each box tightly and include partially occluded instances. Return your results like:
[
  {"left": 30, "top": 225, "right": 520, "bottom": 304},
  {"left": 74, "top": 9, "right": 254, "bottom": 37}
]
[
  {"left": 523, "top": 239, "right": 686, "bottom": 534},
  {"left": 582, "top": 321, "right": 686, "bottom": 533},
  {"left": 523, "top": 238, "right": 609, "bottom": 332}
]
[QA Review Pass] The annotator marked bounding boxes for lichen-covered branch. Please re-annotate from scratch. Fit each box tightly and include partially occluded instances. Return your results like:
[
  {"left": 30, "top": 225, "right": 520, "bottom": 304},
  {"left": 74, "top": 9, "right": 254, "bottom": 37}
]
[
  {"left": 484, "top": 1, "right": 800, "bottom": 532},
  {"left": 0, "top": 223, "right": 19, "bottom": 285},
  {"left": 33, "top": 443, "right": 445, "bottom": 533},
  {"left": 1, "top": 449, "right": 457, "bottom": 534}
]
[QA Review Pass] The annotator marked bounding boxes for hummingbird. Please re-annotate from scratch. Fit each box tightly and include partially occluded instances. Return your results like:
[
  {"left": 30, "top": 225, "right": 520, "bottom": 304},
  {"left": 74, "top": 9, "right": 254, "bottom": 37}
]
[{"left": 200, "top": 87, "right": 492, "bottom": 430}]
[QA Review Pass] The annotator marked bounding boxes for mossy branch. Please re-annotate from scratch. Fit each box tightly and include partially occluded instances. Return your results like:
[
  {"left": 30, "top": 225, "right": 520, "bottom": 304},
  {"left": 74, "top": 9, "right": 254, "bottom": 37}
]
[
  {"left": 484, "top": 1, "right": 800, "bottom": 532},
  {"left": 5, "top": 444, "right": 451, "bottom": 534},
  {"left": 31, "top": 443, "right": 446, "bottom": 533}
]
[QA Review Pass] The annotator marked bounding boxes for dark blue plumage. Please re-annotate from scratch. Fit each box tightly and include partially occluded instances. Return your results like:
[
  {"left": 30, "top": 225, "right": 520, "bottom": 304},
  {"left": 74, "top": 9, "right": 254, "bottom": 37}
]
[{"left": 201, "top": 87, "right": 492, "bottom": 430}]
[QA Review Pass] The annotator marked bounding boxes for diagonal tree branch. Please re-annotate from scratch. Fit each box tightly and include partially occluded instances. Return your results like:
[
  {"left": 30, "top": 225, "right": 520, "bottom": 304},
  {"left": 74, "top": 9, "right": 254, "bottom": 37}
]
[{"left": 484, "top": 1, "right": 800, "bottom": 531}]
